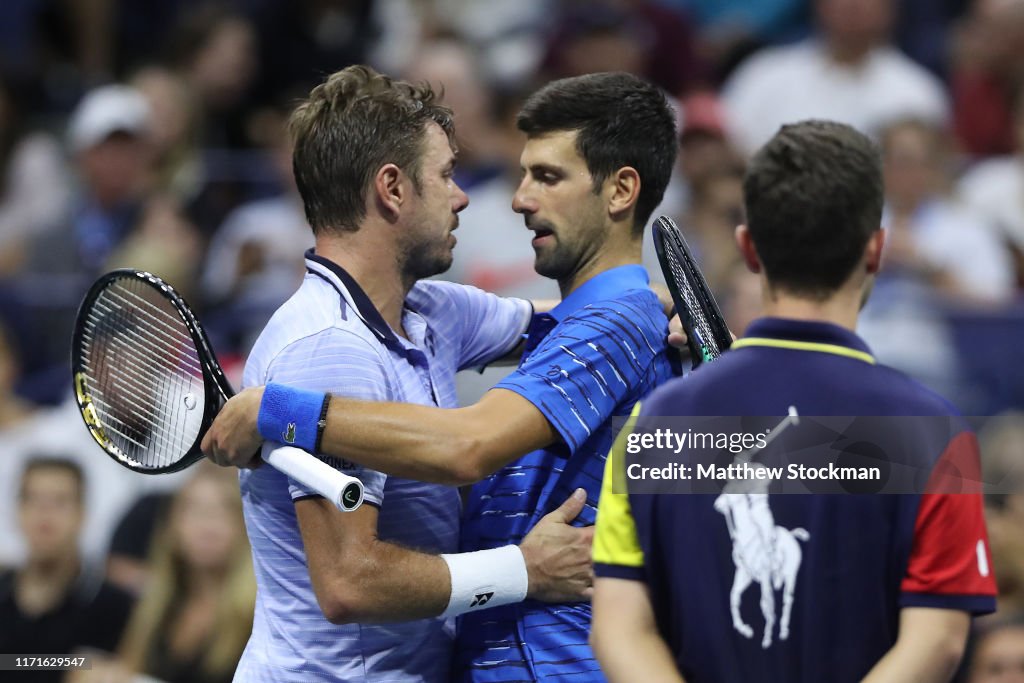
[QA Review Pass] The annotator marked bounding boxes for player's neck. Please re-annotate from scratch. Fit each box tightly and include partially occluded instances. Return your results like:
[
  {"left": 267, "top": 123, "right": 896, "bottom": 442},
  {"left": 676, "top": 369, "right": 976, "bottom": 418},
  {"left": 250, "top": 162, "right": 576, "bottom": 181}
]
[
  {"left": 760, "top": 287, "right": 861, "bottom": 332},
  {"left": 558, "top": 236, "right": 642, "bottom": 298},
  {"left": 314, "top": 234, "right": 410, "bottom": 338}
]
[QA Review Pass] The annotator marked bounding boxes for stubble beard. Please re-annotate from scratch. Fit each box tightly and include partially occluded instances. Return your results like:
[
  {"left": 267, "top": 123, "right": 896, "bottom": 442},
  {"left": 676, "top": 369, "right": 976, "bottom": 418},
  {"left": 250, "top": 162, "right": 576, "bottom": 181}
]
[{"left": 398, "top": 232, "right": 453, "bottom": 286}]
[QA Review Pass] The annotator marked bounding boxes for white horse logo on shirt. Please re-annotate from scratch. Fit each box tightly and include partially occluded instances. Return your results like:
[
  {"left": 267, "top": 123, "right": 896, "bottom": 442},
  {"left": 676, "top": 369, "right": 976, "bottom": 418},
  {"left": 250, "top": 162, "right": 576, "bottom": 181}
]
[{"left": 714, "top": 492, "right": 810, "bottom": 649}]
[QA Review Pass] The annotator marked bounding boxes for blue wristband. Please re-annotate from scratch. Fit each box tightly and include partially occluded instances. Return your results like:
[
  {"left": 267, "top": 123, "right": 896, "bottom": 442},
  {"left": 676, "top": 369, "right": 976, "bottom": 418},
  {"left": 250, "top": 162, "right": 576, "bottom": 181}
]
[{"left": 257, "top": 383, "right": 326, "bottom": 453}]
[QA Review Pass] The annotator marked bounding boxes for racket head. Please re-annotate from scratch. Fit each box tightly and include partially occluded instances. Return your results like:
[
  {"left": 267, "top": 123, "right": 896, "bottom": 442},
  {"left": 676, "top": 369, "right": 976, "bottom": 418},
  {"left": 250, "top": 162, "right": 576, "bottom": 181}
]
[
  {"left": 652, "top": 216, "right": 732, "bottom": 368},
  {"left": 71, "top": 269, "right": 230, "bottom": 474}
]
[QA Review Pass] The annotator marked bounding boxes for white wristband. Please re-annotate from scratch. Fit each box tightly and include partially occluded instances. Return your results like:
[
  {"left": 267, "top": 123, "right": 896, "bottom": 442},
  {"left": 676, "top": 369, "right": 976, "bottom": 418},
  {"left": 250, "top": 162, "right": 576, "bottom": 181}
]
[{"left": 440, "top": 545, "right": 529, "bottom": 618}]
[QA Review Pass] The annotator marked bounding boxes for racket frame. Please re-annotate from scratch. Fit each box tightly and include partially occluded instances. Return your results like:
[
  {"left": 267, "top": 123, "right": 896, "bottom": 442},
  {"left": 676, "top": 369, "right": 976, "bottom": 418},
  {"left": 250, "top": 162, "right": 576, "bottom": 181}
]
[
  {"left": 652, "top": 216, "right": 732, "bottom": 368},
  {"left": 72, "top": 269, "right": 230, "bottom": 474}
]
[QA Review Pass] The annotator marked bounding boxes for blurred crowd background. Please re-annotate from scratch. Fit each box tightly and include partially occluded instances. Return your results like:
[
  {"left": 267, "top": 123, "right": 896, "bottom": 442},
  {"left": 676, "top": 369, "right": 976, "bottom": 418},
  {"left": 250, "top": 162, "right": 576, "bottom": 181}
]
[{"left": 0, "top": 0, "right": 1023, "bottom": 681}]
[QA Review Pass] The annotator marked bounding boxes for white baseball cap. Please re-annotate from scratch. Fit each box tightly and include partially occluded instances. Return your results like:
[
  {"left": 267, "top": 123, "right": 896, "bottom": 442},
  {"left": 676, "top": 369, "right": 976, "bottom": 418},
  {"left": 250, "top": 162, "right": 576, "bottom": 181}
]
[{"left": 68, "top": 84, "right": 152, "bottom": 152}]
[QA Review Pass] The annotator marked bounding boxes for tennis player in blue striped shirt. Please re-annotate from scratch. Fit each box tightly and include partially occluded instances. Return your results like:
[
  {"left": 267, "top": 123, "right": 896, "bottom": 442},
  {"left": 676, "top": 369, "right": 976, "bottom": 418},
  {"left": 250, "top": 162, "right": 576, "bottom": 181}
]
[
  {"left": 204, "top": 65, "right": 597, "bottom": 682},
  {"left": 206, "top": 72, "right": 681, "bottom": 682}
]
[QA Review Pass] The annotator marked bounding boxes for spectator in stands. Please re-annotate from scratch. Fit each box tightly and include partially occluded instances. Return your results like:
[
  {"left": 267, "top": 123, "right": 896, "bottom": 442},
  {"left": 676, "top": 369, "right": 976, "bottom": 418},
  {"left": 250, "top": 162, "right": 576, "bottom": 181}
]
[
  {"left": 0, "top": 322, "right": 33, "bottom": 431},
  {"left": 959, "top": 88, "right": 1024, "bottom": 289},
  {"left": 252, "top": 0, "right": 377, "bottom": 101},
  {"left": 31, "top": 84, "right": 154, "bottom": 277},
  {"left": 858, "top": 118, "right": 1014, "bottom": 397},
  {"left": 166, "top": 5, "right": 261, "bottom": 236},
  {"left": 5, "top": 84, "right": 153, "bottom": 403},
  {"left": 980, "top": 412, "right": 1024, "bottom": 617},
  {"left": 655, "top": 0, "right": 811, "bottom": 81},
  {"left": 105, "top": 492, "right": 172, "bottom": 597},
  {"left": 657, "top": 92, "right": 747, "bottom": 294},
  {"left": 105, "top": 193, "right": 203, "bottom": 301},
  {"left": 168, "top": 4, "right": 259, "bottom": 151},
  {"left": 951, "top": 0, "right": 1024, "bottom": 157},
  {"left": 718, "top": 258, "right": 763, "bottom": 335},
  {"left": 114, "top": 463, "right": 254, "bottom": 683},
  {"left": 722, "top": 0, "right": 949, "bottom": 154},
  {"left": 200, "top": 103, "right": 312, "bottom": 353},
  {"left": 0, "top": 332, "right": 188, "bottom": 570},
  {"left": 967, "top": 617, "right": 1024, "bottom": 682},
  {"left": 131, "top": 65, "right": 204, "bottom": 209},
  {"left": 0, "top": 458, "right": 134, "bottom": 683},
  {"left": 0, "top": 316, "right": 185, "bottom": 569},
  {"left": 0, "top": 77, "right": 71, "bottom": 277},
  {"left": 541, "top": 0, "right": 708, "bottom": 96},
  {"left": 83, "top": 463, "right": 254, "bottom": 683}
]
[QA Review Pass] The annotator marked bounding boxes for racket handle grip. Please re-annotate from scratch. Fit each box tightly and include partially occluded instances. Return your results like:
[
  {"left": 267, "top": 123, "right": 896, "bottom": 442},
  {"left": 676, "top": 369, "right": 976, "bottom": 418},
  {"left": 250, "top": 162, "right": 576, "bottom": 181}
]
[{"left": 263, "top": 444, "right": 365, "bottom": 512}]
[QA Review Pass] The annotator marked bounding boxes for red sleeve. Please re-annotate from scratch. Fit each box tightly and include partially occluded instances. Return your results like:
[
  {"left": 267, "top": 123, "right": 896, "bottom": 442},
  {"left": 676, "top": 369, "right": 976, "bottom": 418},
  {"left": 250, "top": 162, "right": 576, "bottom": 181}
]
[{"left": 900, "top": 432, "right": 997, "bottom": 613}]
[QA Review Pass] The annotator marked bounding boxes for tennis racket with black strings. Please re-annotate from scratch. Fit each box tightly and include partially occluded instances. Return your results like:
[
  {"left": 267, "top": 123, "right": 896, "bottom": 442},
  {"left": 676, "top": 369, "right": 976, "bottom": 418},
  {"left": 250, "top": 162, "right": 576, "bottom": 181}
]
[
  {"left": 653, "top": 215, "right": 732, "bottom": 368},
  {"left": 71, "top": 269, "right": 364, "bottom": 512}
]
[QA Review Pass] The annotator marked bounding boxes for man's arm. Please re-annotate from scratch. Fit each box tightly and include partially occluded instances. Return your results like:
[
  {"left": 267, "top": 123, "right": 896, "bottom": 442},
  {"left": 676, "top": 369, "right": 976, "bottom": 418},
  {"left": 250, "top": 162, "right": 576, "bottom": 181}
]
[
  {"left": 589, "top": 403, "right": 682, "bottom": 681},
  {"left": 204, "top": 387, "right": 555, "bottom": 486},
  {"left": 859, "top": 608, "right": 969, "bottom": 683},
  {"left": 591, "top": 577, "right": 685, "bottom": 683},
  {"left": 205, "top": 303, "right": 668, "bottom": 484},
  {"left": 298, "top": 486, "right": 595, "bottom": 623}
]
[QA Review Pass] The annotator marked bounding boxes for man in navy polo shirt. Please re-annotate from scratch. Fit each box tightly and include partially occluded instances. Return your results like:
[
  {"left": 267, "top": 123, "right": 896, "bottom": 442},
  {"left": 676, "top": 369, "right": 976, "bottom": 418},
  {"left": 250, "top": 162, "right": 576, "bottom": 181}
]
[
  {"left": 590, "top": 120, "right": 997, "bottom": 683},
  {"left": 204, "top": 72, "right": 680, "bottom": 681}
]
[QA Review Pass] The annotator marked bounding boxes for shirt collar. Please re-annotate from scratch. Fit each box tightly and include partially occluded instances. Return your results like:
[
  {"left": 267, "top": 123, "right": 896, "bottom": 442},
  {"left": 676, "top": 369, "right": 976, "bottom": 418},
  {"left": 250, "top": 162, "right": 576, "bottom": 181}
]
[
  {"left": 548, "top": 265, "right": 650, "bottom": 322},
  {"left": 737, "top": 317, "right": 875, "bottom": 363},
  {"left": 304, "top": 248, "right": 397, "bottom": 345}
]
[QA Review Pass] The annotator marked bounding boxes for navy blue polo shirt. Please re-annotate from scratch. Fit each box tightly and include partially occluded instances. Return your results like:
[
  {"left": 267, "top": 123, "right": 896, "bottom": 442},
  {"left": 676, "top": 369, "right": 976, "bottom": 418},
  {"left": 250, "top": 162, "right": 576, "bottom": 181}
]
[{"left": 594, "top": 317, "right": 996, "bottom": 683}]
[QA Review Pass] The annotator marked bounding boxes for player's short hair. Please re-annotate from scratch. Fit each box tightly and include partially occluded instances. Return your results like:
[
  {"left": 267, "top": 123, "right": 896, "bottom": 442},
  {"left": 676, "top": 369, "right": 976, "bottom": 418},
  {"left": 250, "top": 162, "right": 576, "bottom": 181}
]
[
  {"left": 516, "top": 72, "right": 677, "bottom": 236},
  {"left": 19, "top": 456, "right": 85, "bottom": 503},
  {"left": 289, "top": 65, "right": 455, "bottom": 235},
  {"left": 744, "top": 120, "right": 883, "bottom": 299}
]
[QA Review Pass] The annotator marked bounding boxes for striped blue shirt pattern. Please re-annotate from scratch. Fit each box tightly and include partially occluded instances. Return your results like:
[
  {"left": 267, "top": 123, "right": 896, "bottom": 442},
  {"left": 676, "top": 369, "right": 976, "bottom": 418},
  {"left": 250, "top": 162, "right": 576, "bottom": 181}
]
[
  {"left": 234, "top": 250, "right": 531, "bottom": 683},
  {"left": 456, "top": 265, "right": 675, "bottom": 682}
]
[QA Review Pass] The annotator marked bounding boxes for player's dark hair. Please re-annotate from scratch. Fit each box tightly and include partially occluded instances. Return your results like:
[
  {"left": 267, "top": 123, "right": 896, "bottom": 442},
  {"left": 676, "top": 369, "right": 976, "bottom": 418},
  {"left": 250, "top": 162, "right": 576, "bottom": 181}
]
[
  {"left": 744, "top": 120, "right": 883, "bottom": 299},
  {"left": 19, "top": 456, "right": 85, "bottom": 503},
  {"left": 516, "top": 72, "right": 677, "bottom": 236},
  {"left": 289, "top": 65, "right": 455, "bottom": 235}
]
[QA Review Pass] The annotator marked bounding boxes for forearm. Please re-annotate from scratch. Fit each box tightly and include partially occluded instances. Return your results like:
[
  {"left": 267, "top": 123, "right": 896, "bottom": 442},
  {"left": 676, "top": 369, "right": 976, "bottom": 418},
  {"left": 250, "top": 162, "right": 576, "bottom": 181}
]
[
  {"left": 592, "top": 625, "right": 685, "bottom": 683},
  {"left": 310, "top": 389, "right": 554, "bottom": 485},
  {"left": 299, "top": 500, "right": 533, "bottom": 625},
  {"left": 320, "top": 398, "right": 486, "bottom": 484},
  {"left": 861, "top": 644, "right": 960, "bottom": 683},
  {"left": 319, "top": 393, "right": 554, "bottom": 485},
  {"left": 204, "top": 385, "right": 556, "bottom": 483},
  {"left": 591, "top": 577, "right": 685, "bottom": 683},
  {"left": 860, "top": 609, "right": 968, "bottom": 683},
  {"left": 325, "top": 537, "right": 451, "bottom": 623}
]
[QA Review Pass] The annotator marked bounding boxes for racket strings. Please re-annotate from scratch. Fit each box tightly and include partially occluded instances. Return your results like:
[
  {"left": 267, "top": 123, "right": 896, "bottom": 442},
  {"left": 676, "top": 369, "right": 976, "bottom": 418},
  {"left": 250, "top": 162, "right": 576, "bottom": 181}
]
[
  {"left": 665, "top": 247, "right": 723, "bottom": 355},
  {"left": 78, "top": 355, "right": 187, "bottom": 456},
  {"left": 85, "top": 304, "right": 196, "bottom": 467},
  {"left": 83, "top": 310, "right": 186, "bottom": 465},
  {"left": 94, "top": 290, "right": 204, "bottom": 374},
  {"left": 79, "top": 277, "right": 205, "bottom": 469}
]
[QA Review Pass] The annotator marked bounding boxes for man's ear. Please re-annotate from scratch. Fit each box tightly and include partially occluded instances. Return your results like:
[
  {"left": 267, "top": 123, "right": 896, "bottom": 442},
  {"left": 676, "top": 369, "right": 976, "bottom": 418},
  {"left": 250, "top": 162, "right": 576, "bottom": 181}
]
[
  {"left": 865, "top": 228, "right": 885, "bottom": 274},
  {"left": 735, "top": 224, "right": 761, "bottom": 273},
  {"left": 608, "top": 166, "right": 640, "bottom": 221},
  {"left": 374, "top": 164, "right": 405, "bottom": 221}
]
